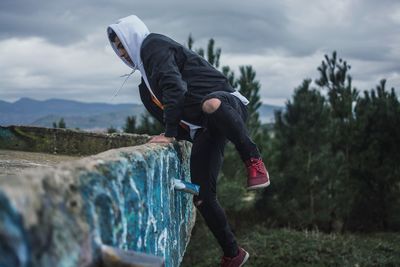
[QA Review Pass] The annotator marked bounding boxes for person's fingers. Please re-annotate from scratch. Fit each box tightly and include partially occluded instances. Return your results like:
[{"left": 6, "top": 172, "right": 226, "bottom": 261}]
[
  {"left": 148, "top": 137, "right": 160, "bottom": 143},
  {"left": 149, "top": 140, "right": 168, "bottom": 143},
  {"left": 148, "top": 135, "right": 172, "bottom": 143}
]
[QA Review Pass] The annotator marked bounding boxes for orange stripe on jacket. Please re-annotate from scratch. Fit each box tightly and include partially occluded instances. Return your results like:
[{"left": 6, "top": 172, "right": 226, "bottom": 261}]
[{"left": 150, "top": 94, "right": 189, "bottom": 132}]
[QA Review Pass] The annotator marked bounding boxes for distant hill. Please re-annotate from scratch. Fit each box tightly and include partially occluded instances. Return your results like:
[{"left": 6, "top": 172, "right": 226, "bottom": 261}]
[
  {"left": 0, "top": 97, "right": 282, "bottom": 130},
  {"left": 0, "top": 98, "right": 144, "bottom": 130}
]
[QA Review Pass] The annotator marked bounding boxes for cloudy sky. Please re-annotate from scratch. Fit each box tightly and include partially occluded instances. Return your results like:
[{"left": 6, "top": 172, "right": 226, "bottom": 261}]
[{"left": 0, "top": 0, "right": 399, "bottom": 106}]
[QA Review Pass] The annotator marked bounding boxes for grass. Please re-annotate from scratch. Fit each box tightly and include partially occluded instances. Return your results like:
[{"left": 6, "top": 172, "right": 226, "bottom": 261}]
[{"left": 181, "top": 214, "right": 400, "bottom": 267}]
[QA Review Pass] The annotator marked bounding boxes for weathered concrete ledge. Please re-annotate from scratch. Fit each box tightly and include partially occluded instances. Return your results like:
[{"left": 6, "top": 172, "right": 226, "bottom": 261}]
[
  {"left": 0, "top": 125, "right": 149, "bottom": 155},
  {"left": 0, "top": 141, "right": 195, "bottom": 267}
]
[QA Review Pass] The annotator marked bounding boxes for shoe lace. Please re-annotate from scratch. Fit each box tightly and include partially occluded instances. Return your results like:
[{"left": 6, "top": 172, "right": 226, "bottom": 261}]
[{"left": 252, "top": 159, "right": 266, "bottom": 174}]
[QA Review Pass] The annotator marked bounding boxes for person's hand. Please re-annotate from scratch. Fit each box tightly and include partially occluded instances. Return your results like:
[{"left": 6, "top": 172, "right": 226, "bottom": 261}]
[{"left": 148, "top": 133, "right": 175, "bottom": 143}]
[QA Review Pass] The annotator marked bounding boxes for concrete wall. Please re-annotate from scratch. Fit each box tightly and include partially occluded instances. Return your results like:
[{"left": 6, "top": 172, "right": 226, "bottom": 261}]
[
  {"left": 0, "top": 141, "right": 195, "bottom": 267},
  {"left": 0, "top": 125, "right": 150, "bottom": 155}
]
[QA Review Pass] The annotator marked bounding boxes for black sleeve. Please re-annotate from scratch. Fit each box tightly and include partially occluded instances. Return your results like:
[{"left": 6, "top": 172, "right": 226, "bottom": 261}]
[
  {"left": 138, "top": 79, "right": 164, "bottom": 125},
  {"left": 139, "top": 78, "right": 191, "bottom": 142},
  {"left": 148, "top": 48, "right": 187, "bottom": 137}
]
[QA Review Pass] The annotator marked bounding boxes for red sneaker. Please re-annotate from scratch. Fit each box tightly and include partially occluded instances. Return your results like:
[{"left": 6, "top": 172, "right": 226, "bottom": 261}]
[
  {"left": 221, "top": 247, "right": 249, "bottom": 267},
  {"left": 245, "top": 157, "right": 270, "bottom": 190}
]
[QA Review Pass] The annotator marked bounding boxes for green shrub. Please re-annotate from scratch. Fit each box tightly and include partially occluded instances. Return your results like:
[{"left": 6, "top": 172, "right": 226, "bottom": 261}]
[{"left": 182, "top": 220, "right": 400, "bottom": 267}]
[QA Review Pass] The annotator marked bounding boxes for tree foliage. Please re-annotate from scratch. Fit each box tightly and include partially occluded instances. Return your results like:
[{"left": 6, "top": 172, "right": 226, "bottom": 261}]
[
  {"left": 238, "top": 65, "right": 263, "bottom": 140},
  {"left": 53, "top": 118, "right": 66, "bottom": 129},
  {"left": 135, "top": 112, "right": 164, "bottom": 135},
  {"left": 123, "top": 116, "right": 137, "bottom": 133},
  {"left": 348, "top": 79, "right": 400, "bottom": 231},
  {"left": 107, "top": 126, "right": 118, "bottom": 133},
  {"left": 258, "top": 52, "right": 400, "bottom": 232},
  {"left": 123, "top": 112, "right": 164, "bottom": 135}
]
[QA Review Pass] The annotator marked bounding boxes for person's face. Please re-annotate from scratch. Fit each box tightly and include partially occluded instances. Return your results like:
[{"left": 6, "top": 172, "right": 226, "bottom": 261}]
[{"left": 114, "top": 36, "right": 133, "bottom": 65}]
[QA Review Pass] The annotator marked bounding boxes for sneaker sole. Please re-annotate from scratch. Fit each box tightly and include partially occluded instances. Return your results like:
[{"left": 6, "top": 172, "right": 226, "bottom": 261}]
[
  {"left": 247, "top": 180, "right": 270, "bottom": 190},
  {"left": 240, "top": 251, "right": 250, "bottom": 266}
]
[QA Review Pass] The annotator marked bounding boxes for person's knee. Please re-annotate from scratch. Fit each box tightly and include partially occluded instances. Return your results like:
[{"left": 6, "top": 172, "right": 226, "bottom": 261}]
[
  {"left": 194, "top": 199, "right": 203, "bottom": 207},
  {"left": 202, "top": 98, "right": 221, "bottom": 114},
  {"left": 193, "top": 196, "right": 204, "bottom": 207},
  {"left": 193, "top": 194, "right": 217, "bottom": 208}
]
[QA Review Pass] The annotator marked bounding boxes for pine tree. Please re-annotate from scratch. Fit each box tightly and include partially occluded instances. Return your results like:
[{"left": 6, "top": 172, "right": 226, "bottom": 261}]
[
  {"left": 316, "top": 51, "right": 357, "bottom": 121},
  {"left": 258, "top": 80, "right": 332, "bottom": 229},
  {"left": 53, "top": 118, "right": 67, "bottom": 128},
  {"left": 187, "top": 35, "right": 221, "bottom": 69},
  {"left": 258, "top": 52, "right": 400, "bottom": 232},
  {"left": 107, "top": 126, "right": 118, "bottom": 133},
  {"left": 187, "top": 34, "right": 194, "bottom": 50},
  {"left": 348, "top": 80, "right": 400, "bottom": 231},
  {"left": 206, "top": 39, "right": 221, "bottom": 68},
  {"left": 123, "top": 116, "right": 136, "bottom": 134},
  {"left": 135, "top": 112, "right": 164, "bottom": 135},
  {"left": 222, "top": 66, "right": 238, "bottom": 89},
  {"left": 237, "top": 66, "right": 262, "bottom": 140},
  {"left": 315, "top": 51, "right": 359, "bottom": 230}
]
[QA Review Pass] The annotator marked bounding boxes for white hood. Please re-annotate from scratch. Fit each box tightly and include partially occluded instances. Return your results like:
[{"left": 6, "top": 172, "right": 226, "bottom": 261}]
[{"left": 107, "top": 15, "right": 150, "bottom": 87}]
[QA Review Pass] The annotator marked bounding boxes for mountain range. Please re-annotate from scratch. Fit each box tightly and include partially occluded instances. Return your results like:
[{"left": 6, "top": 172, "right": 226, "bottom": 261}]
[{"left": 0, "top": 98, "right": 282, "bottom": 131}]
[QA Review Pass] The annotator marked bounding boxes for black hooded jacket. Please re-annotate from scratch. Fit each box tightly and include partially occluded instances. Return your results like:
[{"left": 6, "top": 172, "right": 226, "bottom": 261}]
[{"left": 140, "top": 33, "right": 235, "bottom": 137}]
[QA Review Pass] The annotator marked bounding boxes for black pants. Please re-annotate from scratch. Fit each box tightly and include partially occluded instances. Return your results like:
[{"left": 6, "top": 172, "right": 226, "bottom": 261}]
[{"left": 190, "top": 91, "right": 259, "bottom": 257}]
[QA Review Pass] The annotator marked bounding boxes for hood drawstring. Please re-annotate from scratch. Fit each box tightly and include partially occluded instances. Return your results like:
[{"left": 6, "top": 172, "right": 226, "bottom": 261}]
[
  {"left": 110, "top": 60, "right": 144, "bottom": 101},
  {"left": 110, "top": 60, "right": 144, "bottom": 100},
  {"left": 110, "top": 69, "right": 135, "bottom": 100}
]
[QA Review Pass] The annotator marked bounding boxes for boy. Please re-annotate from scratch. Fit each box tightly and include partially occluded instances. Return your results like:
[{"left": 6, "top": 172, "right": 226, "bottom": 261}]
[{"left": 107, "top": 15, "right": 270, "bottom": 267}]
